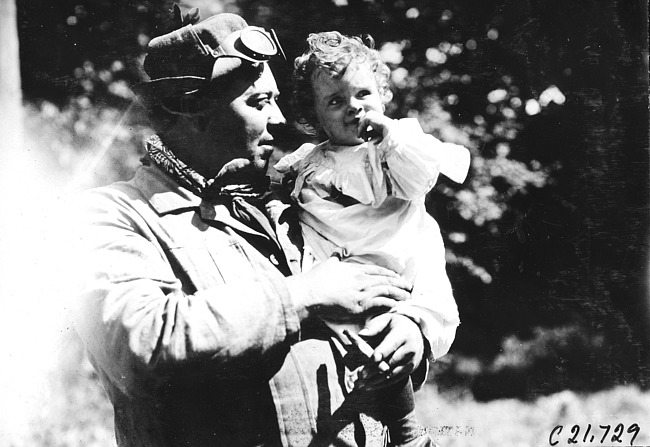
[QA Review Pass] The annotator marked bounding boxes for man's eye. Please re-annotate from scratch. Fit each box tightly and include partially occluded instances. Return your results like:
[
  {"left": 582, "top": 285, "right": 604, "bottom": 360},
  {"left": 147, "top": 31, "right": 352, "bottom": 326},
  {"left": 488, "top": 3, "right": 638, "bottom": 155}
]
[
  {"left": 329, "top": 97, "right": 342, "bottom": 106},
  {"left": 254, "top": 96, "right": 272, "bottom": 109}
]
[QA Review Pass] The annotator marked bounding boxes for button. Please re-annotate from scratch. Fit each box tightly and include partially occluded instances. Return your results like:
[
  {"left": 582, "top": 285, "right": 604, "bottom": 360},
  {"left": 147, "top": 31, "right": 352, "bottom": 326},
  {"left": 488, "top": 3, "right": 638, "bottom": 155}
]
[{"left": 270, "top": 254, "right": 279, "bottom": 265}]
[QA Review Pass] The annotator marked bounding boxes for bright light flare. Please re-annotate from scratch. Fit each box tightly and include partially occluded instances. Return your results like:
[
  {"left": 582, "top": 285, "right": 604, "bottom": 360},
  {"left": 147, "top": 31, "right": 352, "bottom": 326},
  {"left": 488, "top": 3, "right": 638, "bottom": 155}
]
[{"left": 0, "top": 130, "right": 80, "bottom": 444}]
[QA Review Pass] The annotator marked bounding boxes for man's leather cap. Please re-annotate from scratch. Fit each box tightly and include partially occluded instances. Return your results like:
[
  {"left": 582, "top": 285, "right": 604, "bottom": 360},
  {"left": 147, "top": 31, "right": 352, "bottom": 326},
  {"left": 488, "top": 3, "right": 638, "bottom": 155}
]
[{"left": 132, "top": 7, "right": 254, "bottom": 106}]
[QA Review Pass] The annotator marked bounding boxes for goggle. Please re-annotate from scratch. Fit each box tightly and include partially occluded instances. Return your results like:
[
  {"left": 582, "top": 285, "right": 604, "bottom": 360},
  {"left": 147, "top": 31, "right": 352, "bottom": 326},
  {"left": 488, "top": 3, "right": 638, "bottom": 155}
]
[{"left": 192, "top": 25, "right": 286, "bottom": 64}]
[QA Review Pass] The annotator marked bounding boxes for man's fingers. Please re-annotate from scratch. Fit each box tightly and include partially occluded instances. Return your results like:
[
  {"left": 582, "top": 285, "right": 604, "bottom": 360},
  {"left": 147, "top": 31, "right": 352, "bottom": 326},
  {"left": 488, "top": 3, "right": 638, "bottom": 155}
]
[
  {"left": 362, "top": 270, "right": 413, "bottom": 292},
  {"left": 362, "top": 297, "right": 399, "bottom": 311},
  {"left": 364, "top": 284, "right": 411, "bottom": 302},
  {"left": 383, "top": 275, "right": 413, "bottom": 291},
  {"left": 357, "top": 264, "right": 400, "bottom": 277},
  {"left": 358, "top": 313, "right": 391, "bottom": 337},
  {"left": 354, "top": 265, "right": 414, "bottom": 293}
]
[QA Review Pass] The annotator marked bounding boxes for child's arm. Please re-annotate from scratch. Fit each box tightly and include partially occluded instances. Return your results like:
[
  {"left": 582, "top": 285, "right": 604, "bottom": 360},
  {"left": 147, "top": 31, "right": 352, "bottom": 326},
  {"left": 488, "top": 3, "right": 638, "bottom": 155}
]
[
  {"left": 355, "top": 216, "right": 461, "bottom": 390},
  {"left": 361, "top": 114, "right": 470, "bottom": 205},
  {"left": 392, "top": 214, "right": 460, "bottom": 359}
]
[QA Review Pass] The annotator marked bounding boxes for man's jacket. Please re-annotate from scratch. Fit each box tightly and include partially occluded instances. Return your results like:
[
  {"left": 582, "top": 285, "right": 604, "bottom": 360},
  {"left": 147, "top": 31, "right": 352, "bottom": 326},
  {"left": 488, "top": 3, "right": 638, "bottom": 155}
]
[{"left": 72, "top": 163, "right": 457, "bottom": 446}]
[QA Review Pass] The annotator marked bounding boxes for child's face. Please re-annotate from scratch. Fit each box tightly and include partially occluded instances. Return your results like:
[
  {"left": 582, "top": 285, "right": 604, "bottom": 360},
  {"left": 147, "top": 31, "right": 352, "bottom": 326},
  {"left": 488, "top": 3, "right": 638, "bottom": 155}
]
[{"left": 312, "top": 63, "right": 384, "bottom": 145}]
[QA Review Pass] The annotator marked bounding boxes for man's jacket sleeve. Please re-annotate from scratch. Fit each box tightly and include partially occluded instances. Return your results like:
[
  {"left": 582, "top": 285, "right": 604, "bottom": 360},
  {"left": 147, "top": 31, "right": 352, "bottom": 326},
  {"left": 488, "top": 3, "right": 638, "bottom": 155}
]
[{"left": 70, "top": 188, "right": 302, "bottom": 398}]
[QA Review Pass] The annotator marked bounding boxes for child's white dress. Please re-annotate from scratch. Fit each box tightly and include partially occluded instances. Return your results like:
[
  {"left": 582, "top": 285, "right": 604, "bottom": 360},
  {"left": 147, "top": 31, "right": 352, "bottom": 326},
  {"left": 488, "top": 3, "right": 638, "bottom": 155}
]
[{"left": 275, "top": 119, "right": 470, "bottom": 358}]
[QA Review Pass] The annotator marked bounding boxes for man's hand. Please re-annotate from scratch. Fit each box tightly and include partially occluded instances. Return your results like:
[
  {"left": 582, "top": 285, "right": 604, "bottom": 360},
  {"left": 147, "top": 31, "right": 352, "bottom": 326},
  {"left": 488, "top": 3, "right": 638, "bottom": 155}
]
[
  {"left": 354, "top": 313, "right": 425, "bottom": 390},
  {"left": 288, "top": 257, "right": 413, "bottom": 322},
  {"left": 357, "top": 110, "right": 395, "bottom": 143}
]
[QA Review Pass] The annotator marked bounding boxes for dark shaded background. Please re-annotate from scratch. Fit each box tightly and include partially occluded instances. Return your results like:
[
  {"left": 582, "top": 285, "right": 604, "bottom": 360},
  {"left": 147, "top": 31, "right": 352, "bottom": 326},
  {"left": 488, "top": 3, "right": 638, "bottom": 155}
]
[{"left": 15, "top": 0, "right": 650, "bottom": 400}]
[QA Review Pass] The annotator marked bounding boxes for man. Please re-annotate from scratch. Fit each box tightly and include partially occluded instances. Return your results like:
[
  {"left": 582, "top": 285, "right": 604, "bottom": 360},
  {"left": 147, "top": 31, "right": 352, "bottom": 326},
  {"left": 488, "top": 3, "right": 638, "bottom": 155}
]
[{"left": 72, "top": 8, "right": 458, "bottom": 446}]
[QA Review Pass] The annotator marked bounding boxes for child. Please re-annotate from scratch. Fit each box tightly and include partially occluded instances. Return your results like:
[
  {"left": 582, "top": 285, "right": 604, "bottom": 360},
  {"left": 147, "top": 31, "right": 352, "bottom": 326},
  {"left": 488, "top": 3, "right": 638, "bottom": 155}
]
[{"left": 275, "top": 31, "right": 470, "bottom": 446}]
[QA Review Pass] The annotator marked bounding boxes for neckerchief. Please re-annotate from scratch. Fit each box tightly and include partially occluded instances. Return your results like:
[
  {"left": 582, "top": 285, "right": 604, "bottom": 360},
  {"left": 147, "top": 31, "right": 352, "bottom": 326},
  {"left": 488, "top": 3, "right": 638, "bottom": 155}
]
[
  {"left": 141, "top": 135, "right": 297, "bottom": 275},
  {"left": 141, "top": 134, "right": 271, "bottom": 200}
]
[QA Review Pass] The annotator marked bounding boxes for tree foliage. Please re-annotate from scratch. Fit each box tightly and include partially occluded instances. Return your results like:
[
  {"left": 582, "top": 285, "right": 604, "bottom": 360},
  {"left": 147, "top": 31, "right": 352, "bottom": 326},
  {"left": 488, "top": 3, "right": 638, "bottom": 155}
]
[{"left": 17, "top": 0, "right": 649, "bottom": 398}]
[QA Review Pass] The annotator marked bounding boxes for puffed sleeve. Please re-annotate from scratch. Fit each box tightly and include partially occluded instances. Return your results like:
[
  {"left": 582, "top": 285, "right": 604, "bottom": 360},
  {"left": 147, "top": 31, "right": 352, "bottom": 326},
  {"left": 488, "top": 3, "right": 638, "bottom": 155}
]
[
  {"left": 389, "top": 213, "right": 460, "bottom": 361},
  {"left": 368, "top": 118, "right": 470, "bottom": 204},
  {"left": 273, "top": 143, "right": 317, "bottom": 175}
]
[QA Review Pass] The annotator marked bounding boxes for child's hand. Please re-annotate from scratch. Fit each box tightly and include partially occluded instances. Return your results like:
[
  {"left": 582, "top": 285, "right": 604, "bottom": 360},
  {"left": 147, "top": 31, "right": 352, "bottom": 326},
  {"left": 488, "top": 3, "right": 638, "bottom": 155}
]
[
  {"left": 357, "top": 110, "right": 395, "bottom": 143},
  {"left": 354, "top": 313, "right": 425, "bottom": 391}
]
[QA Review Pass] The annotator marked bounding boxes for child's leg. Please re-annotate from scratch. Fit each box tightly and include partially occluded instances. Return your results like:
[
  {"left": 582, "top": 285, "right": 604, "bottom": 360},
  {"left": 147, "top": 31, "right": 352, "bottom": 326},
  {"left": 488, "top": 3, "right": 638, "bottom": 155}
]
[
  {"left": 378, "top": 376, "right": 414, "bottom": 427},
  {"left": 321, "top": 280, "right": 434, "bottom": 446},
  {"left": 378, "top": 377, "right": 436, "bottom": 447}
]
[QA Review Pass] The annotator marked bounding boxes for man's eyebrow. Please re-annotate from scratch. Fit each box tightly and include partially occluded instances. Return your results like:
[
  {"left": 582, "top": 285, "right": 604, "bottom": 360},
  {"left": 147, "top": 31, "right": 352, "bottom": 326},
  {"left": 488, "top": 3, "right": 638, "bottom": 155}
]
[
  {"left": 253, "top": 91, "right": 279, "bottom": 100},
  {"left": 245, "top": 91, "right": 279, "bottom": 104}
]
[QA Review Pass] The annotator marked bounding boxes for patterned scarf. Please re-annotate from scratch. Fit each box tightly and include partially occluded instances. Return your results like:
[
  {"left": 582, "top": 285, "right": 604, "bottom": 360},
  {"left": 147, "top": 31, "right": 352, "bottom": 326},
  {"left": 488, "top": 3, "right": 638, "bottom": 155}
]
[
  {"left": 141, "top": 135, "right": 303, "bottom": 276},
  {"left": 142, "top": 134, "right": 271, "bottom": 200}
]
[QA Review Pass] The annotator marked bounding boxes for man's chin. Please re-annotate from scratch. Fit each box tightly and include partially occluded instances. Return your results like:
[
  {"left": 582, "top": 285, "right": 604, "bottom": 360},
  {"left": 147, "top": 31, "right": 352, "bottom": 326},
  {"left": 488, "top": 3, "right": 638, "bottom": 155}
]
[
  {"left": 217, "top": 157, "right": 269, "bottom": 181},
  {"left": 245, "top": 157, "right": 271, "bottom": 177}
]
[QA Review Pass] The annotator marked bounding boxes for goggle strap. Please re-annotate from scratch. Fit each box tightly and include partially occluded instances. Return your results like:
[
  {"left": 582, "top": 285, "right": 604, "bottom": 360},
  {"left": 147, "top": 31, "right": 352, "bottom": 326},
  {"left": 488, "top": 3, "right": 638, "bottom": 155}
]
[
  {"left": 187, "top": 24, "right": 216, "bottom": 57},
  {"left": 187, "top": 24, "right": 285, "bottom": 62},
  {"left": 269, "top": 29, "right": 286, "bottom": 61}
]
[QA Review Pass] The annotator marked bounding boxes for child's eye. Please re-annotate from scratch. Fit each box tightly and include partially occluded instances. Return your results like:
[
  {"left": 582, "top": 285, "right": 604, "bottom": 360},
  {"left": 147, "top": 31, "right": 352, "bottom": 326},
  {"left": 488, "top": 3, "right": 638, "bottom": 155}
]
[{"left": 357, "top": 89, "right": 371, "bottom": 98}]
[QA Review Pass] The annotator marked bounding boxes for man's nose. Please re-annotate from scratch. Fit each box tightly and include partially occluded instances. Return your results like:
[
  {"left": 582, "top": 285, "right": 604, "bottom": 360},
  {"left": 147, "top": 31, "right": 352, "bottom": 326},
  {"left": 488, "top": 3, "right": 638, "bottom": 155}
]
[
  {"left": 266, "top": 102, "right": 289, "bottom": 143},
  {"left": 268, "top": 102, "right": 286, "bottom": 125}
]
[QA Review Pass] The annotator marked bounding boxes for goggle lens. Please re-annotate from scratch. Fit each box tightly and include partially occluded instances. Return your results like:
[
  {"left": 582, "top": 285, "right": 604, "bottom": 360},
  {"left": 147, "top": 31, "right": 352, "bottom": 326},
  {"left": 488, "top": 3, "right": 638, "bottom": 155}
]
[
  {"left": 211, "top": 26, "right": 285, "bottom": 63},
  {"left": 240, "top": 28, "right": 277, "bottom": 58}
]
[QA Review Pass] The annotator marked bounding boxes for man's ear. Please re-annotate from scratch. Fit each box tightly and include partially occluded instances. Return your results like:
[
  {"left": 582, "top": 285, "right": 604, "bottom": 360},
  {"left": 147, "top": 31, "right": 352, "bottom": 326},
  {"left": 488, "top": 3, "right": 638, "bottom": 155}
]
[
  {"left": 188, "top": 112, "right": 207, "bottom": 132},
  {"left": 195, "top": 115, "right": 208, "bottom": 132},
  {"left": 177, "top": 96, "right": 209, "bottom": 131},
  {"left": 179, "top": 95, "right": 200, "bottom": 114}
]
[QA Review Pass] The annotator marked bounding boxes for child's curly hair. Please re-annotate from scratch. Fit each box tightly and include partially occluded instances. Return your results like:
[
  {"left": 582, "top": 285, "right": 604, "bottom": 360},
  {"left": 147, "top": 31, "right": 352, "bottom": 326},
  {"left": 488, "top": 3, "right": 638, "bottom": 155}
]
[{"left": 292, "top": 31, "right": 393, "bottom": 130}]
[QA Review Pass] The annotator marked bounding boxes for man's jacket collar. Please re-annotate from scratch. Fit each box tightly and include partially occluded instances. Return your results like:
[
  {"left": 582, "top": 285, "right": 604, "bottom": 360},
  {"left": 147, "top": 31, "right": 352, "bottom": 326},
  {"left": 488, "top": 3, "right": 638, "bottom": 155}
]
[
  {"left": 134, "top": 163, "right": 202, "bottom": 215},
  {"left": 133, "top": 163, "right": 277, "bottom": 243}
]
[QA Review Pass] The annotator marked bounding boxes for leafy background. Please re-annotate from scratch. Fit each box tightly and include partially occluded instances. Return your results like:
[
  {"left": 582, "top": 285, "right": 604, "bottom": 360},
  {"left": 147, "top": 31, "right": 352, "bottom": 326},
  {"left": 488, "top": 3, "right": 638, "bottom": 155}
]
[{"left": 1, "top": 0, "right": 648, "bottom": 445}]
